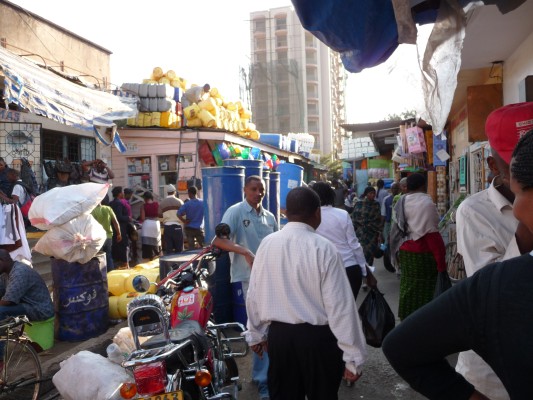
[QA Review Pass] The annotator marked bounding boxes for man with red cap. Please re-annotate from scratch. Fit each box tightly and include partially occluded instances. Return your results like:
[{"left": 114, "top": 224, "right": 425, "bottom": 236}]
[{"left": 455, "top": 101, "right": 533, "bottom": 399}]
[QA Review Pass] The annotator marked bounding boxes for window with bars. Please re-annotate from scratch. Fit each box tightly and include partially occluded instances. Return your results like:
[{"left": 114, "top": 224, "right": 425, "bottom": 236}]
[{"left": 42, "top": 131, "right": 95, "bottom": 162}]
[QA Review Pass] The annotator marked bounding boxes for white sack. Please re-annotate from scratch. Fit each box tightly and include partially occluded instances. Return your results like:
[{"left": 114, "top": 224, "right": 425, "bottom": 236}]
[
  {"left": 29, "top": 183, "right": 109, "bottom": 230},
  {"left": 52, "top": 351, "right": 131, "bottom": 400},
  {"left": 33, "top": 214, "right": 106, "bottom": 263}
]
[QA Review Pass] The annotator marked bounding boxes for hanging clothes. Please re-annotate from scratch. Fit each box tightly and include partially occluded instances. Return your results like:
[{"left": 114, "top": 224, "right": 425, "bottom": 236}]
[{"left": 0, "top": 204, "right": 32, "bottom": 262}]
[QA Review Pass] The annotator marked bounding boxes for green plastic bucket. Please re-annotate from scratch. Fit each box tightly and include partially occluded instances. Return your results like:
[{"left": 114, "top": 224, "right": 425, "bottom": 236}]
[{"left": 25, "top": 316, "right": 55, "bottom": 350}]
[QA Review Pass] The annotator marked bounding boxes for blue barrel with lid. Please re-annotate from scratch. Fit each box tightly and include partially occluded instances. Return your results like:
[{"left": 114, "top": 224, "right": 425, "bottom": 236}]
[
  {"left": 223, "top": 159, "right": 263, "bottom": 180},
  {"left": 202, "top": 166, "right": 245, "bottom": 244},
  {"left": 51, "top": 254, "right": 108, "bottom": 341},
  {"left": 262, "top": 170, "right": 270, "bottom": 210},
  {"left": 269, "top": 171, "right": 280, "bottom": 223},
  {"left": 277, "top": 163, "right": 304, "bottom": 209}
]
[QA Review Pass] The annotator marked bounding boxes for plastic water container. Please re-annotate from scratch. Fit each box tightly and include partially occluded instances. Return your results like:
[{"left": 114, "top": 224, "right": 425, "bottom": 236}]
[
  {"left": 290, "top": 139, "right": 299, "bottom": 153},
  {"left": 258, "top": 133, "right": 283, "bottom": 149},
  {"left": 156, "top": 84, "right": 174, "bottom": 99},
  {"left": 277, "top": 163, "right": 304, "bottom": 209},
  {"left": 139, "top": 84, "right": 149, "bottom": 98},
  {"left": 148, "top": 84, "right": 158, "bottom": 98}
]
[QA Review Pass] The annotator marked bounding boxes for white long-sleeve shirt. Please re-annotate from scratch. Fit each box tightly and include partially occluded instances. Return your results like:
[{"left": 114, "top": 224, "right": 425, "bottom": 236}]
[
  {"left": 455, "top": 182, "right": 519, "bottom": 400},
  {"left": 245, "top": 222, "right": 367, "bottom": 371},
  {"left": 316, "top": 205, "right": 366, "bottom": 271}
]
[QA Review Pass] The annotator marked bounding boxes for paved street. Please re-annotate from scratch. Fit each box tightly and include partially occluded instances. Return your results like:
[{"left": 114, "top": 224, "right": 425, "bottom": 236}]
[{"left": 235, "top": 257, "right": 428, "bottom": 400}]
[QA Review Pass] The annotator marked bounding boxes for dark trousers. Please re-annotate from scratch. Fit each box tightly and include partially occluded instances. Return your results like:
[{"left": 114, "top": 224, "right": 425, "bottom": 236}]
[
  {"left": 163, "top": 224, "right": 183, "bottom": 254},
  {"left": 184, "top": 227, "right": 205, "bottom": 248},
  {"left": 345, "top": 264, "right": 363, "bottom": 299},
  {"left": 101, "top": 238, "right": 114, "bottom": 272},
  {"left": 268, "top": 322, "right": 344, "bottom": 400}
]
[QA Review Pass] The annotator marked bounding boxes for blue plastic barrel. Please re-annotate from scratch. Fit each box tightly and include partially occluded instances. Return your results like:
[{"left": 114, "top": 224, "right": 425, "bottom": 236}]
[
  {"left": 269, "top": 172, "right": 280, "bottom": 223},
  {"left": 51, "top": 254, "right": 109, "bottom": 341},
  {"left": 262, "top": 170, "right": 270, "bottom": 210},
  {"left": 277, "top": 163, "right": 304, "bottom": 209},
  {"left": 258, "top": 133, "right": 283, "bottom": 149},
  {"left": 202, "top": 166, "right": 245, "bottom": 244},
  {"left": 223, "top": 159, "right": 263, "bottom": 180}
]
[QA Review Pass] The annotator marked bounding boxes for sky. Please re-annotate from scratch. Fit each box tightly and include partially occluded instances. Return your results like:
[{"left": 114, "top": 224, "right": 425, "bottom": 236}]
[{"left": 10, "top": 0, "right": 425, "bottom": 123}]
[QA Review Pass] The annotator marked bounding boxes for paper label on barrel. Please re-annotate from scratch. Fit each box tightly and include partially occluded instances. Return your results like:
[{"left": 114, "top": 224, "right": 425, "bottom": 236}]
[
  {"left": 178, "top": 293, "right": 195, "bottom": 307},
  {"left": 288, "top": 179, "right": 298, "bottom": 189}
]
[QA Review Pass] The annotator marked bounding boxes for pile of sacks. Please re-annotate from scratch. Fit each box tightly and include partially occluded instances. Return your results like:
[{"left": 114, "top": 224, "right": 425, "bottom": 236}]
[{"left": 30, "top": 183, "right": 109, "bottom": 264}]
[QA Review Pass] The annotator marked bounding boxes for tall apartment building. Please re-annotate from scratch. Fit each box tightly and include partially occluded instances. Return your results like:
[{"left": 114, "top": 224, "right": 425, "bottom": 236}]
[{"left": 249, "top": 6, "right": 347, "bottom": 157}]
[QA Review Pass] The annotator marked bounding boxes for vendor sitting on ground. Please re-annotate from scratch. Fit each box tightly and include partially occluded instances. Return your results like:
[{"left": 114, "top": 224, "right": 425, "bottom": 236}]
[{"left": 0, "top": 250, "right": 53, "bottom": 323}]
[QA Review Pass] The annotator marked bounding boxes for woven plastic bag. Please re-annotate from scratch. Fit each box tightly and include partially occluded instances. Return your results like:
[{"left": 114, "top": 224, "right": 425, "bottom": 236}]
[
  {"left": 33, "top": 214, "right": 106, "bottom": 264},
  {"left": 29, "top": 183, "right": 109, "bottom": 230},
  {"left": 358, "top": 287, "right": 396, "bottom": 348}
]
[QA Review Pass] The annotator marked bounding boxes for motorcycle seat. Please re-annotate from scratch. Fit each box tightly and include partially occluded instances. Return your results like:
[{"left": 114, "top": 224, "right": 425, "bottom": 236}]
[{"left": 143, "top": 320, "right": 208, "bottom": 355}]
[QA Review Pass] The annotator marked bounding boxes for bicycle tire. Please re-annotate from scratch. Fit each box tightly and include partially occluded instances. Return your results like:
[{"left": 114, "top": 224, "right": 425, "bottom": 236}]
[
  {"left": 0, "top": 338, "right": 42, "bottom": 400},
  {"left": 445, "top": 242, "right": 467, "bottom": 283}
]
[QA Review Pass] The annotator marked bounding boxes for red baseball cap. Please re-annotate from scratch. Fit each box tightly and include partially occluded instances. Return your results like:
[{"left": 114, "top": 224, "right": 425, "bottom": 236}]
[{"left": 485, "top": 102, "right": 533, "bottom": 164}]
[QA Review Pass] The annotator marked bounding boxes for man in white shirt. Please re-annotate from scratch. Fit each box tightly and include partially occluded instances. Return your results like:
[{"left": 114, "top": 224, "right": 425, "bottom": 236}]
[
  {"left": 455, "top": 101, "right": 533, "bottom": 400},
  {"left": 213, "top": 175, "right": 278, "bottom": 400},
  {"left": 245, "top": 187, "right": 367, "bottom": 400}
]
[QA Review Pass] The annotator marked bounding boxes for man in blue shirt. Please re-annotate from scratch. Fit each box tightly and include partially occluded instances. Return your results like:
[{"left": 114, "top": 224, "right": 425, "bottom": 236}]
[
  {"left": 213, "top": 175, "right": 278, "bottom": 400},
  {"left": 0, "top": 250, "right": 53, "bottom": 323},
  {"left": 177, "top": 186, "right": 205, "bottom": 249}
]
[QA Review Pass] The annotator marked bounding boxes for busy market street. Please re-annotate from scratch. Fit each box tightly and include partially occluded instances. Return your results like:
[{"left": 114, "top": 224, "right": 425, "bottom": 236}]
[{"left": 1, "top": 0, "right": 533, "bottom": 399}]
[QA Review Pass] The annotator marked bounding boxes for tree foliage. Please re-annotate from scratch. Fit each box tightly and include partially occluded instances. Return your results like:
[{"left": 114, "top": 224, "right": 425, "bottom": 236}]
[
  {"left": 382, "top": 109, "right": 416, "bottom": 121},
  {"left": 320, "top": 153, "right": 343, "bottom": 181}
]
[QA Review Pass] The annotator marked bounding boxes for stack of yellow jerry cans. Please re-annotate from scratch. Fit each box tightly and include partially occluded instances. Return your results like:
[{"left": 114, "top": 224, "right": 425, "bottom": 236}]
[
  {"left": 107, "top": 260, "right": 160, "bottom": 319},
  {"left": 123, "top": 67, "right": 259, "bottom": 141}
]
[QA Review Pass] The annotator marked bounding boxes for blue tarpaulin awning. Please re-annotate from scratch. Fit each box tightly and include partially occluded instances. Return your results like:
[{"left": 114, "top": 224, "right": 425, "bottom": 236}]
[{"left": 291, "top": 0, "right": 525, "bottom": 73}]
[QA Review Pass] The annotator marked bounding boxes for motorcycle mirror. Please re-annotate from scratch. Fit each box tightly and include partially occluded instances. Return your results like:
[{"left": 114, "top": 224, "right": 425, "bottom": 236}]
[
  {"left": 131, "top": 275, "right": 151, "bottom": 293},
  {"left": 215, "top": 223, "right": 231, "bottom": 239}
]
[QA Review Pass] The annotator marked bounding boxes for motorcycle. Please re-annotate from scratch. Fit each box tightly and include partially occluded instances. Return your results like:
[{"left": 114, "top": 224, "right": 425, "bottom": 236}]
[{"left": 118, "top": 224, "right": 248, "bottom": 400}]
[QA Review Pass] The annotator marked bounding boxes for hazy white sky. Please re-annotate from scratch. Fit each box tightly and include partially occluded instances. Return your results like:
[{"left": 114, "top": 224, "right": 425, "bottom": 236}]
[{"left": 11, "top": 0, "right": 424, "bottom": 123}]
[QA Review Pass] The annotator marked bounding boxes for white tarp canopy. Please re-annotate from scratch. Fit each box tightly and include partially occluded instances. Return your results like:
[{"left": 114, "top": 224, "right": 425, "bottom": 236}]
[{"left": 0, "top": 46, "right": 138, "bottom": 134}]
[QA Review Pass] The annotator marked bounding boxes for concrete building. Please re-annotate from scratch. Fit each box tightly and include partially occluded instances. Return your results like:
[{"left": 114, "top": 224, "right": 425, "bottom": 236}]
[
  {"left": 0, "top": 0, "right": 111, "bottom": 89},
  {"left": 0, "top": 0, "right": 132, "bottom": 186},
  {"left": 249, "top": 6, "right": 346, "bottom": 157}
]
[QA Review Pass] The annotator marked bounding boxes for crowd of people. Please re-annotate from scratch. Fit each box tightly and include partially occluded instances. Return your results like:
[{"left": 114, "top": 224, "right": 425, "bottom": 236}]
[
  {"left": 96, "top": 184, "right": 205, "bottom": 270},
  {"left": 227, "top": 101, "right": 533, "bottom": 400},
  {"left": 1, "top": 101, "right": 532, "bottom": 399}
]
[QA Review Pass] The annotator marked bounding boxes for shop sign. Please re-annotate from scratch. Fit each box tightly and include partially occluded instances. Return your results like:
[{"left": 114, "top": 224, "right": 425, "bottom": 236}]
[{"left": 125, "top": 142, "right": 138, "bottom": 153}]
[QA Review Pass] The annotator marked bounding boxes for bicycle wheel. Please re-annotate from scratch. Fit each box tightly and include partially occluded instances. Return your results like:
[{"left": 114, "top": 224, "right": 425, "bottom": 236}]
[
  {"left": 445, "top": 242, "right": 467, "bottom": 283},
  {"left": 0, "top": 338, "right": 42, "bottom": 400}
]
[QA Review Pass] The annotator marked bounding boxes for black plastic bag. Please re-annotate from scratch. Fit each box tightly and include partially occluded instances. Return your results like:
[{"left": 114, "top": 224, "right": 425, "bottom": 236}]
[
  {"left": 358, "top": 287, "right": 396, "bottom": 348},
  {"left": 382, "top": 246, "right": 396, "bottom": 273},
  {"left": 434, "top": 271, "right": 452, "bottom": 298}
]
